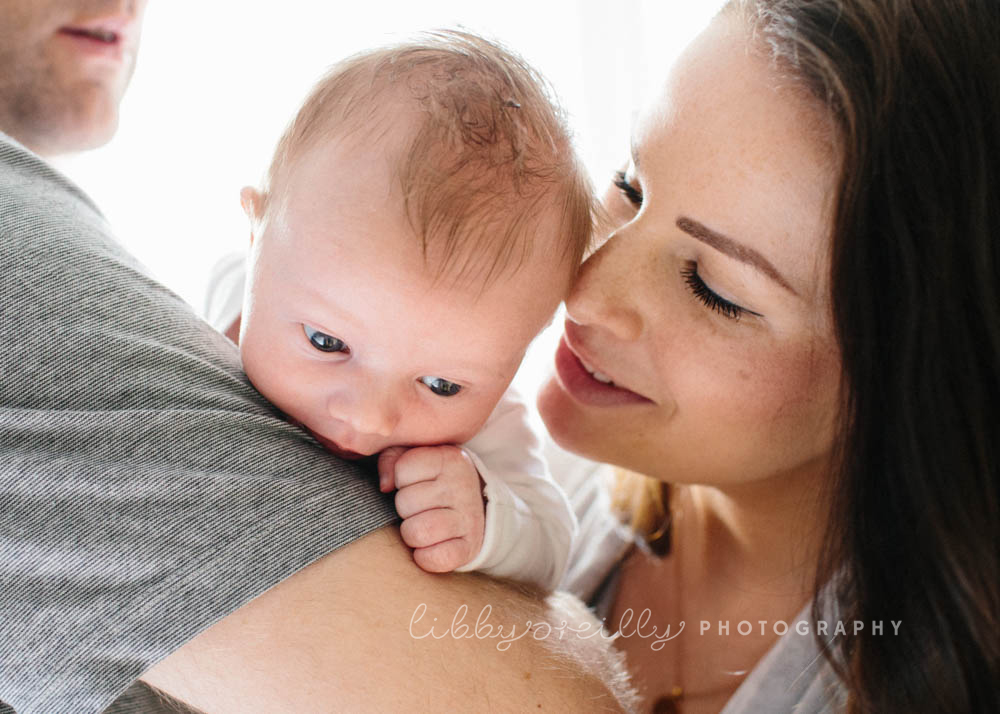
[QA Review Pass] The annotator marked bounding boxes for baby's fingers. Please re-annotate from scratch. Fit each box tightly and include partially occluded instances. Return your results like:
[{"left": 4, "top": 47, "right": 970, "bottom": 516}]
[
  {"left": 399, "top": 508, "right": 462, "bottom": 550},
  {"left": 394, "top": 480, "right": 448, "bottom": 520},
  {"left": 377, "top": 446, "right": 408, "bottom": 492},
  {"left": 413, "top": 540, "right": 474, "bottom": 573}
]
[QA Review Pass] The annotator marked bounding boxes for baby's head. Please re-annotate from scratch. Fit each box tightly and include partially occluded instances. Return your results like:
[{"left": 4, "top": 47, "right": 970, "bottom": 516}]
[{"left": 239, "top": 30, "right": 594, "bottom": 458}]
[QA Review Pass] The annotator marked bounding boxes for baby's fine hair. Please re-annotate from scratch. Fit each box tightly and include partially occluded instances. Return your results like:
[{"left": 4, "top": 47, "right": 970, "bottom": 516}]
[{"left": 260, "top": 29, "right": 595, "bottom": 285}]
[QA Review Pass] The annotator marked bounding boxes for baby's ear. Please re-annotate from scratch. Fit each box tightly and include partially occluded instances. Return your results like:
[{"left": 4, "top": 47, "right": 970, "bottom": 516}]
[{"left": 239, "top": 186, "right": 265, "bottom": 244}]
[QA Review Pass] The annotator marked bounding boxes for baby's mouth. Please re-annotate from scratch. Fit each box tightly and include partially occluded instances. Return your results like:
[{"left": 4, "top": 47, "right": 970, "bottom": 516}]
[
  {"left": 286, "top": 416, "right": 369, "bottom": 460},
  {"left": 309, "top": 429, "right": 368, "bottom": 460}
]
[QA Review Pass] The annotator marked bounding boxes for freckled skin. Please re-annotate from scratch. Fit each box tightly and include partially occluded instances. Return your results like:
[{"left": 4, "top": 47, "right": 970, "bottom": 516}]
[
  {"left": 536, "top": 17, "right": 847, "bottom": 711},
  {"left": 538, "top": 15, "right": 842, "bottom": 488}
]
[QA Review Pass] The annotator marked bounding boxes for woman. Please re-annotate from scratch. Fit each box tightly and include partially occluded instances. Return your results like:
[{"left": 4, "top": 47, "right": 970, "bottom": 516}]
[{"left": 541, "top": 0, "right": 999, "bottom": 712}]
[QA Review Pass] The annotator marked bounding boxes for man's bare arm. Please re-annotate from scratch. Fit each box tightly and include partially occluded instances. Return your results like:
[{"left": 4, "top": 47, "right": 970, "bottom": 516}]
[{"left": 141, "top": 526, "right": 637, "bottom": 713}]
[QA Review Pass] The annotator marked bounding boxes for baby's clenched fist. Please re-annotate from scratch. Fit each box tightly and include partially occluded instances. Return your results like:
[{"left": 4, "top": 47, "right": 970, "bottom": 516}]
[{"left": 377, "top": 445, "right": 486, "bottom": 573}]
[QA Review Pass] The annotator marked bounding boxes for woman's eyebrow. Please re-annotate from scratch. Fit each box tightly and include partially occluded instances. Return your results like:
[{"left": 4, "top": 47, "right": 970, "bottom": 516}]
[{"left": 676, "top": 216, "right": 798, "bottom": 296}]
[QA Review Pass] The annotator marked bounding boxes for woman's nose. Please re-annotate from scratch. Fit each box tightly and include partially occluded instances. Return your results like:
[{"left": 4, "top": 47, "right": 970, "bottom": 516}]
[{"left": 565, "top": 232, "right": 644, "bottom": 341}]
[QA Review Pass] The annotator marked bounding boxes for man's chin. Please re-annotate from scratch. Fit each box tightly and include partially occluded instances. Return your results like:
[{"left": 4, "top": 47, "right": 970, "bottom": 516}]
[{"left": 31, "top": 107, "right": 119, "bottom": 157}]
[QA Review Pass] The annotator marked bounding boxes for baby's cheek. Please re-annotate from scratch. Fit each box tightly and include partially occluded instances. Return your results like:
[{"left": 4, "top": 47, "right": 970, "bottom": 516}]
[
  {"left": 240, "top": 332, "right": 274, "bottom": 388},
  {"left": 241, "top": 332, "right": 298, "bottom": 410},
  {"left": 435, "top": 395, "right": 506, "bottom": 446}
]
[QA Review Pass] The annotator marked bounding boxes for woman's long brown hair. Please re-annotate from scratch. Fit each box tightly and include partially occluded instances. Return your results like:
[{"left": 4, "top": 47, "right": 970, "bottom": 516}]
[
  {"left": 733, "top": 1, "right": 998, "bottom": 710},
  {"left": 618, "top": 1, "right": 999, "bottom": 710}
]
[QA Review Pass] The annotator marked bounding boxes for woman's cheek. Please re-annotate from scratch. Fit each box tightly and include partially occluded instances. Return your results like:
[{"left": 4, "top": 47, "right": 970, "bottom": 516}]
[
  {"left": 726, "top": 335, "right": 840, "bottom": 455},
  {"left": 666, "top": 323, "right": 831, "bottom": 435}
]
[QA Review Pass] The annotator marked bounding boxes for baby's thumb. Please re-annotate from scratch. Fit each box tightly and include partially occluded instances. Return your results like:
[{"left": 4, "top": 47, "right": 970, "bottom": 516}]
[{"left": 377, "top": 446, "right": 407, "bottom": 492}]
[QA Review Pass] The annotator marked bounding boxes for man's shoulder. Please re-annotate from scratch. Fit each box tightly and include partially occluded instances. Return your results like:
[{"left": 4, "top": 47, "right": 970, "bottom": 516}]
[
  {"left": 0, "top": 131, "right": 102, "bottom": 219},
  {"left": 144, "top": 525, "right": 638, "bottom": 712}
]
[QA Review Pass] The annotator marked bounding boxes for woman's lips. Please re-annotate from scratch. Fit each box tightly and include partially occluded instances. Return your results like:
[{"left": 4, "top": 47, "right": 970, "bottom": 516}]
[{"left": 554, "top": 336, "right": 652, "bottom": 407}]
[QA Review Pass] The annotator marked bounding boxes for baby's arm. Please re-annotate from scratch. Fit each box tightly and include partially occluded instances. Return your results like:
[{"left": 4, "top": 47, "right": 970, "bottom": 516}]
[
  {"left": 379, "top": 386, "right": 578, "bottom": 591},
  {"left": 454, "top": 386, "right": 579, "bottom": 590}
]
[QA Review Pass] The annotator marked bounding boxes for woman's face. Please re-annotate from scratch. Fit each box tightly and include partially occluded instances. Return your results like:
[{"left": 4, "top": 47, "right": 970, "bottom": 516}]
[{"left": 539, "top": 13, "right": 843, "bottom": 486}]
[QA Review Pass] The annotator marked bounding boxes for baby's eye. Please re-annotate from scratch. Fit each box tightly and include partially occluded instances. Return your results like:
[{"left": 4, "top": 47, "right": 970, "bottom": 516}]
[
  {"left": 419, "top": 376, "right": 462, "bottom": 397},
  {"left": 303, "top": 325, "right": 348, "bottom": 353}
]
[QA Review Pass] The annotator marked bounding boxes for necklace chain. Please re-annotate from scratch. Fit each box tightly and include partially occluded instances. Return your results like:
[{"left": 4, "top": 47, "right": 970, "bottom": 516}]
[{"left": 643, "top": 485, "right": 748, "bottom": 713}]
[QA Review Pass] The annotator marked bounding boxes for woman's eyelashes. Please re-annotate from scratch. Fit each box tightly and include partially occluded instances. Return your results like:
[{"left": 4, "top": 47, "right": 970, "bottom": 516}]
[
  {"left": 613, "top": 171, "right": 759, "bottom": 323},
  {"left": 614, "top": 170, "right": 643, "bottom": 207},
  {"left": 419, "top": 376, "right": 462, "bottom": 397},
  {"left": 681, "top": 262, "right": 760, "bottom": 321},
  {"left": 304, "top": 324, "right": 349, "bottom": 353}
]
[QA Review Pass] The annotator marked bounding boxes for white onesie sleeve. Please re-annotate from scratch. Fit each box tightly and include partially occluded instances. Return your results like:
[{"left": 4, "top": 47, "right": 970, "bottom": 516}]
[
  {"left": 544, "top": 439, "right": 635, "bottom": 602},
  {"left": 203, "top": 250, "right": 246, "bottom": 332},
  {"left": 456, "top": 387, "right": 578, "bottom": 591},
  {"left": 204, "top": 251, "right": 578, "bottom": 591}
]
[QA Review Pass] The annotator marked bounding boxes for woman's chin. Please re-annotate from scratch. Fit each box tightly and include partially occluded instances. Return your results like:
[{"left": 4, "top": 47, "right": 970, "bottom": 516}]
[
  {"left": 539, "top": 375, "right": 664, "bottom": 476},
  {"left": 537, "top": 376, "right": 609, "bottom": 460}
]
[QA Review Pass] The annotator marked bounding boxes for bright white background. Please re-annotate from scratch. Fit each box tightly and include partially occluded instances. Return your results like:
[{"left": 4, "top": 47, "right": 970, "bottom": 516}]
[{"left": 57, "top": 1, "right": 723, "bottom": 395}]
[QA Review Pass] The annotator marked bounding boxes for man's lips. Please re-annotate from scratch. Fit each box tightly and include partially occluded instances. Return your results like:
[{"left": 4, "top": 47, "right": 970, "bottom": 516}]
[
  {"left": 57, "top": 15, "right": 133, "bottom": 59},
  {"left": 61, "top": 13, "right": 134, "bottom": 36},
  {"left": 554, "top": 333, "right": 653, "bottom": 407},
  {"left": 59, "top": 27, "right": 120, "bottom": 43}
]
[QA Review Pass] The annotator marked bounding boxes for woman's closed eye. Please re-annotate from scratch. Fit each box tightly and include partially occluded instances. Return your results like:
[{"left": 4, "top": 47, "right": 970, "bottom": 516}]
[
  {"left": 614, "top": 170, "right": 643, "bottom": 207},
  {"left": 681, "top": 262, "right": 761, "bottom": 321},
  {"left": 419, "top": 376, "right": 462, "bottom": 397},
  {"left": 304, "top": 325, "right": 349, "bottom": 353},
  {"left": 614, "top": 170, "right": 760, "bottom": 322}
]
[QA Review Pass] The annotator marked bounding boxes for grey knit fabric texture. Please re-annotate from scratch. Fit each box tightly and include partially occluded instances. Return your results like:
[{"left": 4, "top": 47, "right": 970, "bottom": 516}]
[{"left": 0, "top": 134, "right": 398, "bottom": 714}]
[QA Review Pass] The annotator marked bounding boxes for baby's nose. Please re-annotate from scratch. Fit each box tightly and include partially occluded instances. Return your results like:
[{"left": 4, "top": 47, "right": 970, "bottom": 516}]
[{"left": 330, "top": 392, "right": 400, "bottom": 438}]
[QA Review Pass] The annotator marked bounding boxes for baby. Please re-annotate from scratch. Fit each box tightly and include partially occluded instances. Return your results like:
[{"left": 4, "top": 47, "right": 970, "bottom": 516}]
[{"left": 205, "top": 30, "right": 594, "bottom": 591}]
